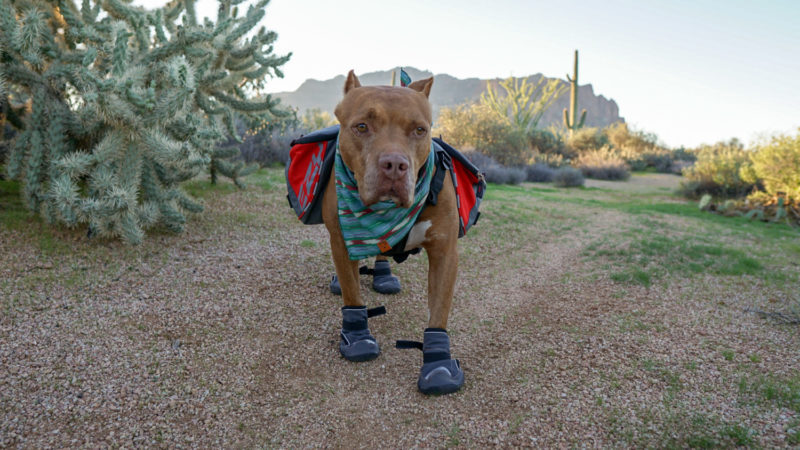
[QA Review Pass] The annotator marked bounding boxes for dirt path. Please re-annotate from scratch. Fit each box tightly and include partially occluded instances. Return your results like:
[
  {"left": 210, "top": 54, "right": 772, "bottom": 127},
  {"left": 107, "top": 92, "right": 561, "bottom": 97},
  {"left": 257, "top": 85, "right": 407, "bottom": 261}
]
[{"left": 2, "top": 171, "right": 798, "bottom": 447}]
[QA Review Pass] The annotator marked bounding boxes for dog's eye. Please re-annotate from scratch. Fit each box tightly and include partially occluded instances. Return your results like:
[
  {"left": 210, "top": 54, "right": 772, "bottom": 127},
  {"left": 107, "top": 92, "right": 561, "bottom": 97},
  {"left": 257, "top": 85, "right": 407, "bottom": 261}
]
[
  {"left": 353, "top": 123, "right": 368, "bottom": 134},
  {"left": 414, "top": 127, "right": 427, "bottom": 137}
]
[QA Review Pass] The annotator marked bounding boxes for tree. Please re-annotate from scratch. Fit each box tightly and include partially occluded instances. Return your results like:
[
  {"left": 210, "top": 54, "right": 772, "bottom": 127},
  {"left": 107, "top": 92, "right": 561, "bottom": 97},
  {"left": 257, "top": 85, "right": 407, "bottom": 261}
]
[
  {"left": 0, "top": 0, "right": 290, "bottom": 243},
  {"left": 480, "top": 76, "right": 566, "bottom": 133},
  {"left": 301, "top": 107, "right": 336, "bottom": 131}
]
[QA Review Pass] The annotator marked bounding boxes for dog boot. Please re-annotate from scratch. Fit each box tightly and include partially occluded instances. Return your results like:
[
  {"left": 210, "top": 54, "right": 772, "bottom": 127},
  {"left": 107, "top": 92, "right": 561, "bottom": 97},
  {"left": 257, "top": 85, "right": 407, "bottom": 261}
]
[
  {"left": 371, "top": 260, "right": 401, "bottom": 295},
  {"left": 330, "top": 263, "right": 400, "bottom": 296},
  {"left": 339, "top": 306, "right": 385, "bottom": 362},
  {"left": 329, "top": 275, "right": 341, "bottom": 296},
  {"left": 396, "top": 328, "right": 464, "bottom": 395}
]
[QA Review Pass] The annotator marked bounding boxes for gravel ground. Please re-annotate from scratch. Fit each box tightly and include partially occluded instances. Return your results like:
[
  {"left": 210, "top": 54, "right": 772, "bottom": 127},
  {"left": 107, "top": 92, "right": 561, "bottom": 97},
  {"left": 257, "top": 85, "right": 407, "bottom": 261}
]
[{"left": 2, "top": 171, "right": 799, "bottom": 448}]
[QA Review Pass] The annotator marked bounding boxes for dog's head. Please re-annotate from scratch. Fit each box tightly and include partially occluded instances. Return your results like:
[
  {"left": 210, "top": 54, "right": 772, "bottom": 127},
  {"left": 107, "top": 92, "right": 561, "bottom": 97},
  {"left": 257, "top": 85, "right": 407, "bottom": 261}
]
[{"left": 334, "top": 70, "right": 434, "bottom": 208}]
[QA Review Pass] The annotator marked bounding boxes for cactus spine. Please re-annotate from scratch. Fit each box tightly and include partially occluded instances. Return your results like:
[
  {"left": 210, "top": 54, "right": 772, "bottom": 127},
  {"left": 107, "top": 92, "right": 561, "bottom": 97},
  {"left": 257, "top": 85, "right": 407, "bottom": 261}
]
[{"left": 563, "top": 50, "right": 587, "bottom": 136}]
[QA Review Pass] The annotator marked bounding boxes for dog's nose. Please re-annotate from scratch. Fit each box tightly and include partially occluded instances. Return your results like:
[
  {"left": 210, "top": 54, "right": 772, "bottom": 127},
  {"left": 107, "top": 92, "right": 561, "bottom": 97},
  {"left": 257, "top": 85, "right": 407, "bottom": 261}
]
[{"left": 379, "top": 153, "right": 409, "bottom": 180}]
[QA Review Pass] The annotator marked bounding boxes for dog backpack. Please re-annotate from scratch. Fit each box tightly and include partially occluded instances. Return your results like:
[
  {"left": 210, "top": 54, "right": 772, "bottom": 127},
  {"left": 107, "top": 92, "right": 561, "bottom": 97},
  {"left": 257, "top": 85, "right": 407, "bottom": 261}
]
[{"left": 286, "top": 125, "right": 486, "bottom": 237}]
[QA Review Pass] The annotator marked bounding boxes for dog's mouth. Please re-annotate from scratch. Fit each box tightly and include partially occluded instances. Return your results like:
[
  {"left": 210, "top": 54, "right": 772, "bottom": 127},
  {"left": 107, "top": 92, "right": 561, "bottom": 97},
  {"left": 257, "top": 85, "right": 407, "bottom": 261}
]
[
  {"left": 378, "top": 187, "right": 411, "bottom": 208},
  {"left": 360, "top": 178, "right": 414, "bottom": 209}
]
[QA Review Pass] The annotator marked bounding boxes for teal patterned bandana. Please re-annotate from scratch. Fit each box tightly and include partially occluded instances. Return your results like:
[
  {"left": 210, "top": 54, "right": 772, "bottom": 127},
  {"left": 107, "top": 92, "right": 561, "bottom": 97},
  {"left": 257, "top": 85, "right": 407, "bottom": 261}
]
[{"left": 334, "top": 139, "right": 435, "bottom": 260}]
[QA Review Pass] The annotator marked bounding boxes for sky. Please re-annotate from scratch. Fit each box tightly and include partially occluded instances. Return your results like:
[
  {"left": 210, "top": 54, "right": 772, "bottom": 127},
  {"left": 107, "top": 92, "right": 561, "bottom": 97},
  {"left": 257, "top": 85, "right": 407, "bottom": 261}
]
[{"left": 135, "top": 0, "right": 800, "bottom": 149}]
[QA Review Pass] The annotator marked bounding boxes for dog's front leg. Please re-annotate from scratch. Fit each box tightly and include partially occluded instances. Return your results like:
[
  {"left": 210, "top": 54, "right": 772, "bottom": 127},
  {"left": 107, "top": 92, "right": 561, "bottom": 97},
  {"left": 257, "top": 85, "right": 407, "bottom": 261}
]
[
  {"left": 411, "top": 187, "right": 464, "bottom": 395},
  {"left": 322, "top": 176, "right": 382, "bottom": 362}
]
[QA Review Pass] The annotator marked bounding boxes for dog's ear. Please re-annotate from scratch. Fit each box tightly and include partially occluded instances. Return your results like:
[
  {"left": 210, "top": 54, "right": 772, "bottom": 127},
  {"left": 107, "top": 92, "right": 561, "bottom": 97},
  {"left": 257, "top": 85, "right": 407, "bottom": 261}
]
[
  {"left": 344, "top": 70, "right": 361, "bottom": 94},
  {"left": 408, "top": 77, "right": 433, "bottom": 98}
]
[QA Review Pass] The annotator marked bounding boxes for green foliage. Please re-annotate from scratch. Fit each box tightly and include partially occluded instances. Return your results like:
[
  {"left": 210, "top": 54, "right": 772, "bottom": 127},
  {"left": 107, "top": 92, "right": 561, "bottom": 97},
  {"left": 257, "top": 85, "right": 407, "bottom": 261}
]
[
  {"left": 528, "top": 127, "right": 571, "bottom": 158},
  {"left": 0, "top": 0, "right": 290, "bottom": 243},
  {"left": 435, "top": 103, "right": 531, "bottom": 166},
  {"left": 567, "top": 126, "right": 608, "bottom": 152},
  {"left": 679, "top": 139, "right": 755, "bottom": 199},
  {"left": 563, "top": 50, "right": 586, "bottom": 135},
  {"left": 747, "top": 129, "right": 800, "bottom": 201}
]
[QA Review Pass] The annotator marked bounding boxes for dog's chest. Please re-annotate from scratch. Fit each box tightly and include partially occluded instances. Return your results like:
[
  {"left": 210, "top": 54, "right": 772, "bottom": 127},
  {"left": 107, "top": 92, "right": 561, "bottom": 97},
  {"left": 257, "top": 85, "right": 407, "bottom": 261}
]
[{"left": 403, "top": 220, "right": 432, "bottom": 251}]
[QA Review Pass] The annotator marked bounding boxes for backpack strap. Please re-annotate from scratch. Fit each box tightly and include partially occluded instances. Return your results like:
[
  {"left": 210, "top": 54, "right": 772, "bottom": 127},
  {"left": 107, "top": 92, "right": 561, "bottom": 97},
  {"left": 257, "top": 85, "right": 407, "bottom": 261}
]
[{"left": 426, "top": 141, "right": 451, "bottom": 207}]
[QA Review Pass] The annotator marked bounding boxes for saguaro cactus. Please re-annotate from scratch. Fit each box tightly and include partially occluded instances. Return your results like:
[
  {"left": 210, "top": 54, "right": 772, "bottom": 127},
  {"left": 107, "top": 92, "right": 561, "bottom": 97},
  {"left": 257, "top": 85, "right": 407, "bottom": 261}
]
[{"left": 563, "top": 50, "right": 587, "bottom": 136}]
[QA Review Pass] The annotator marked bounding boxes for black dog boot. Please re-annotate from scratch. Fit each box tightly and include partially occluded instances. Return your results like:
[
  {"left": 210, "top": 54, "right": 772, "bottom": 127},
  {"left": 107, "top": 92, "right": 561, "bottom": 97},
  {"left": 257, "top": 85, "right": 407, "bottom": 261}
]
[
  {"left": 397, "top": 329, "right": 464, "bottom": 395},
  {"left": 329, "top": 262, "right": 401, "bottom": 296},
  {"left": 330, "top": 275, "right": 342, "bottom": 296},
  {"left": 371, "top": 260, "right": 401, "bottom": 295},
  {"left": 339, "top": 306, "right": 385, "bottom": 362}
]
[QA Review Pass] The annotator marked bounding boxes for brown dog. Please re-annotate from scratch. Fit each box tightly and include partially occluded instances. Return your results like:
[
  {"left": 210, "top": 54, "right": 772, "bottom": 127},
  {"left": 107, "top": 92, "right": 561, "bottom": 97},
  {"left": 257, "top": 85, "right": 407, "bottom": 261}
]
[{"left": 321, "top": 71, "right": 464, "bottom": 395}]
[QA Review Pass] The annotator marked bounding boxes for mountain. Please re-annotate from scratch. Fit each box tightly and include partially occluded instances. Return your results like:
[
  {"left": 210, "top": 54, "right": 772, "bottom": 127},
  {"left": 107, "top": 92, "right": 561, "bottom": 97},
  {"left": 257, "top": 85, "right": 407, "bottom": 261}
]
[{"left": 272, "top": 67, "right": 623, "bottom": 129}]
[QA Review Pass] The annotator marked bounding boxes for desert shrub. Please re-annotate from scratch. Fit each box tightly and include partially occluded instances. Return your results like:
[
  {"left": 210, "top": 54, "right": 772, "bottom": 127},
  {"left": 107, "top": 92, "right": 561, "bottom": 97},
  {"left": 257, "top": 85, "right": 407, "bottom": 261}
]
[
  {"left": 746, "top": 130, "right": 800, "bottom": 201},
  {"left": 553, "top": 166, "right": 585, "bottom": 187},
  {"left": 479, "top": 125, "right": 530, "bottom": 167},
  {"left": 529, "top": 128, "right": 571, "bottom": 157},
  {"left": 525, "top": 163, "right": 556, "bottom": 182},
  {"left": 605, "top": 122, "right": 659, "bottom": 153},
  {"left": 619, "top": 147, "right": 674, "bottom": 172},
  {"left": 437, "top": 104, "right": 532, "bottom": 166},
  {"left": 533, "top": 152, "right": 567, "bottom": 168},
  {"left": 238, "top": 126, "right": 301, "bottom": 167},
  {"left": 605, "top": 122, "right": 683, "bottom": 172},
  {"left": 670, "top": 159, "right": 694, "bottom": 175},
  {"left": 672, "top": 146, "right": 697, "bottom": 163},
  {"left": 484, "top": 166, "right": 526, "bottom": 185},
  {"left": 463, "top": 151, "right": 498, "bottom": 170},
  {"left": 573, "top": 147, "right": 630, "bottom": 180},
  {"left": 567, "top": 127, "right": 608, "bottom": 152},
  {"left": 463, "top": 151, "right": 525, "bottom": 185},
  {"left": 301, "top": 108, "right": 337, "bottom": 131},
  {"left": 435, "top": 104, "right": 477, "bottom": 150},
  {"left": 679, "top": 139, "right": 755, "bottom": 199}
]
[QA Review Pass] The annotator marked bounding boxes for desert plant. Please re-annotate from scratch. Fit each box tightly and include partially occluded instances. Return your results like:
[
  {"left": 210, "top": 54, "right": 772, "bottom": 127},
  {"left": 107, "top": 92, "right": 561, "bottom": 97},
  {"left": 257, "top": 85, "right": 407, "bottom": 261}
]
[
  {"left": 528, "top": 127, "right": 571, "bottom": 157},
  {"left": 483, "top": 165, "right": 526, "bottom": 185},
  {"left": 567, "top": 127, "right": 608, "bottom": 152},
  {"left": 744, "top": 130, "right": 800, "bottom": 202},
  {"left": 463, "top": 151, "right": 498, "bottom": 170},
  {"left": 481, "top": 76, "right": 566, "bottom": 133},
  {"left": 301, "top": 107, "right": 337, "bottom": 131},
  {"left": 525, "top": 163, "right": 556, "bottom": 182},
  {"left": 533, "top": 152, "right": 567, "bottom": 168},
  {"left": 573, "top": 146, "right": 630, "bottom": 180},
  {"left": 605, "top": 122, "right": 659, "bottom": 153},
  {"left": 553, "top": 166, "right": 585, "bottom": 187},
  {"left": 1, "top": 0, "right": 291, "bottom": 243},
  {"left": 436, "top": 103, "right": 531, "bottom": 166},
  {"left": 563, "top": 49, "right": 586, "bottom": 136},
  {"left": 679, "top": 139, "right": 755, "bottom": 199}
]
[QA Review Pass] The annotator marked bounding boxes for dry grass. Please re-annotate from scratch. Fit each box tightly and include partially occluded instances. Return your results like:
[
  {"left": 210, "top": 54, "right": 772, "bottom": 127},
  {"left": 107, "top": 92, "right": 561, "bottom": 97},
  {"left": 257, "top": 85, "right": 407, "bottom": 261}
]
[{"left": 2, "top": 169, "right": 799, "bottom": 447}]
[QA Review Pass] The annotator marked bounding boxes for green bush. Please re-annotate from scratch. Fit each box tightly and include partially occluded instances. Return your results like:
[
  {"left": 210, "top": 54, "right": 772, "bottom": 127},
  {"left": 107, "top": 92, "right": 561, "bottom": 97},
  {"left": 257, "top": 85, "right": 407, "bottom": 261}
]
[
  {"left": 679, "top": 139, "right": 756, "bottom": 199},
  {"left": 528, "top": 128, "right": 572, "bottom": 158},
  {"left": 436, "top": 103, "right": 532, "bottom": 166},
  {"left": 746, "top": 130, "right": 800, "bottom": 201},
  {"left": 567, "top": 127, "right": 608, "bottom": 153}
]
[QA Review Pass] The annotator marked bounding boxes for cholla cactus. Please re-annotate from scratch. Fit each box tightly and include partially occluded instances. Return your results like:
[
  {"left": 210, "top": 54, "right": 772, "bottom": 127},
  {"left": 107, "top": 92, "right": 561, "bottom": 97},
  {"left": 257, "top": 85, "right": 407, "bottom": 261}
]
[{"left": 0, "top": 0, "right": 290, "bottom": 243}]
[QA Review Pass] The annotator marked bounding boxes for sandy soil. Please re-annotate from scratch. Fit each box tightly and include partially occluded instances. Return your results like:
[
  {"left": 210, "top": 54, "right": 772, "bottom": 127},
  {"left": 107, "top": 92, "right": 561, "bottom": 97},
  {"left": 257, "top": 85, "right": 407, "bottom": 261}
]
[{"left": 2, "top": 171, "right": 798, "bottom": 447}]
